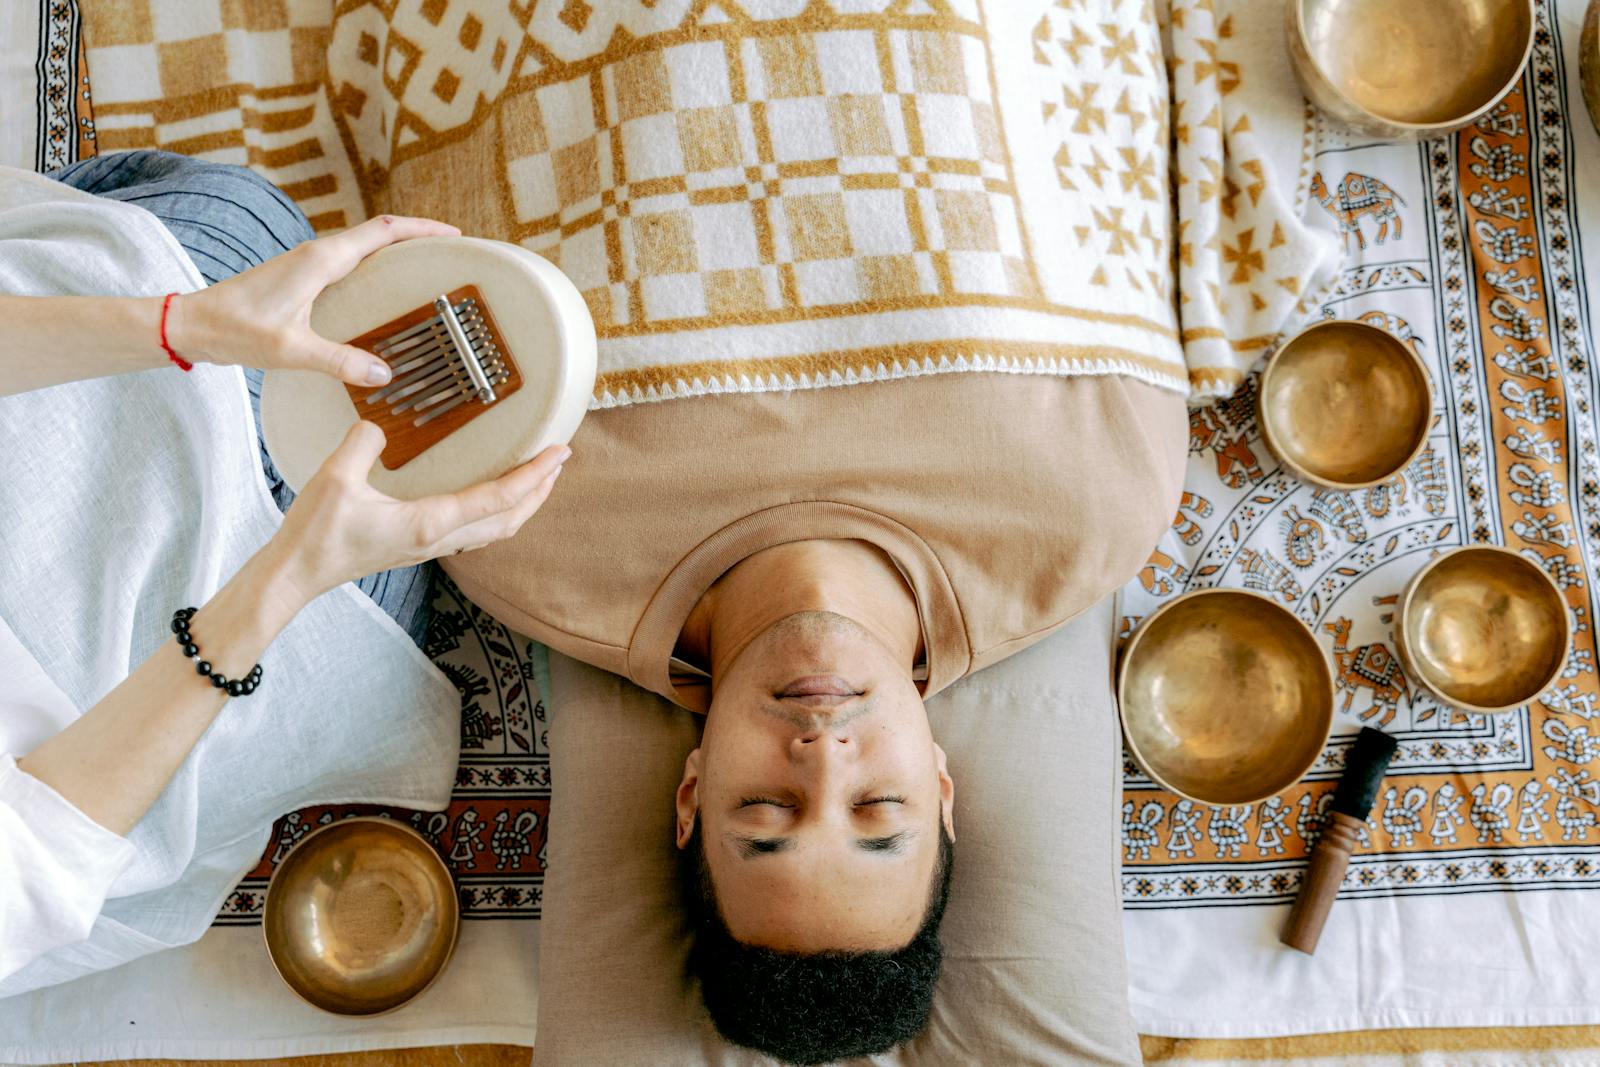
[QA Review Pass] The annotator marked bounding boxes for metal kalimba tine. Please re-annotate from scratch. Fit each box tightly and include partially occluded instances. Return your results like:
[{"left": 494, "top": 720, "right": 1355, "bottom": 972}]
[{"left": 344, "top": 285, "right": 524, "bottom": 469}]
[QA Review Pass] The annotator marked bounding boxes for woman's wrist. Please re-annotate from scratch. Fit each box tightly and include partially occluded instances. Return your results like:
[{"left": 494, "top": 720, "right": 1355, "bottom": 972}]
[
  {"left": 256, "top": 527, "right": 338, "bottom": 611},
  {"left": 160, "top": 290, "right": 215, "bottom": 367}
]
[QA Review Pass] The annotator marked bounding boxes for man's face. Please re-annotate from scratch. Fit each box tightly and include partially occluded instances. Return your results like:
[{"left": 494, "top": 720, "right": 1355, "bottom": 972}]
[{"left": 675, "top": 611, "right": 955, "bottom": 952}]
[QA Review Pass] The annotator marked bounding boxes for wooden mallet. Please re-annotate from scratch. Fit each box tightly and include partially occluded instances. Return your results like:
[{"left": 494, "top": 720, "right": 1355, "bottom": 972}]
[{"left": 1280, "top": 726, "right": 1399, "bottom": 954}]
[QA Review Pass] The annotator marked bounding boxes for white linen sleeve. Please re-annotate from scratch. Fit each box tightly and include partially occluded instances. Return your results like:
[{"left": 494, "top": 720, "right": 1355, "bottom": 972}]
[{"left": 0, "top": 753, "right": 136, "bottom": 983}]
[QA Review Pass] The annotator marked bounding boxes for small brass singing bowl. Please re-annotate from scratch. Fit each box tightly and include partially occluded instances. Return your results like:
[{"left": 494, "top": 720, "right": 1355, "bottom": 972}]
[
  {"left": 1288, "top": 0, "right": 1535, "bottom": 140},
  {"left": 1395, "top": 546, "right": 1570, "bottom": 714},
  {"left": 263, "top": 817, "right": 459, "bottom": 1016},
  {"left": 1258, "top": 320, "right": 1431, "bottom": 490},
  {"left": 1118, "top": 590, "right": 1334, "bottom": 805}
]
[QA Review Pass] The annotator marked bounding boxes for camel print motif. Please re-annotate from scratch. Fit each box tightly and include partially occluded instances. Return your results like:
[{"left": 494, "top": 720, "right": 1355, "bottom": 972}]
[{"left": 1311, "top": 170, "right": 1405, "bottom": 251}]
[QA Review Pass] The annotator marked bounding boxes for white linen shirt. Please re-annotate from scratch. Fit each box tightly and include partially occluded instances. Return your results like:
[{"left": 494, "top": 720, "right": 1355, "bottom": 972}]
[
  {"left": 0, "top": 614, "right": 135, "bottom": 981},
  {"left": 0, "top": 165, "right": 461, "bottom": 995}
]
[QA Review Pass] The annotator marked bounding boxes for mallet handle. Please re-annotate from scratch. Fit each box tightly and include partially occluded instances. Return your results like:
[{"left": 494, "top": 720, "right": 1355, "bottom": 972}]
[{"left": 1280, "top": 811, "right": 1364, "bottom": 954}]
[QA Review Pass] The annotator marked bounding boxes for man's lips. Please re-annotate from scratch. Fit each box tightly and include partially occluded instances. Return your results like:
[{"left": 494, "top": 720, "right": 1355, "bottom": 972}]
[{"left": 777, "top": 675, "right": 860, "bottom": 697}]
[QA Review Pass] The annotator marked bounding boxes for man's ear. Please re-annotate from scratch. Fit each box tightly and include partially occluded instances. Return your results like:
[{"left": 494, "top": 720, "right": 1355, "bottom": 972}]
[
  {"left": 934, "top": 742, "right": 955, "bottom": 843},
  {"left": 675, "top": 747, "right": 703, "bottom": 849}
]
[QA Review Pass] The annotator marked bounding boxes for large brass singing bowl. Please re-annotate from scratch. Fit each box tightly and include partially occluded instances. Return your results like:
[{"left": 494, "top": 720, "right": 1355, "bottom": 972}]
[
  {"left": 1258, "top": 319, "right": 1432, "bottom": 490},
  {"left": 1118, "top": 590, "right": 1334, "bottom": 805},
  {"left": 1395, "top": 546, "right": 1570, "bottom": 714},
  {"left": 263, "top": 817, "right": 459, "bottom": 1016},
  {"left": 1288, "top": 0, "right": 1535, "bottom": 140}
]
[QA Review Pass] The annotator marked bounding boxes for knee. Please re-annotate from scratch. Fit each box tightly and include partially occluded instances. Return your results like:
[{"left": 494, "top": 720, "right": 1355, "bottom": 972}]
[{"left": 196, "top": 160, "right": 317, "bottom": 246}]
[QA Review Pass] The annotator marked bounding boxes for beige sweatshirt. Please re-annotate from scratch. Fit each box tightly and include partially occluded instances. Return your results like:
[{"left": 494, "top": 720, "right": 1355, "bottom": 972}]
[{"left": 442, "top": 372, "right": 1186, "bottom": 712}]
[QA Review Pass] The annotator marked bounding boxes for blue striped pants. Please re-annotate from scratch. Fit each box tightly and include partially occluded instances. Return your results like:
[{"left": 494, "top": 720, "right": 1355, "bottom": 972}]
[{"left": 47, "top": 150, "right": 433, "bottom": 647}]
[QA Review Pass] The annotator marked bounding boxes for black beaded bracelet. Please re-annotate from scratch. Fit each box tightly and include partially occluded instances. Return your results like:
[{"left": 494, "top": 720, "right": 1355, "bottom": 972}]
[{"left": 171, "top": 606, "right": 262, "bottom": 697}]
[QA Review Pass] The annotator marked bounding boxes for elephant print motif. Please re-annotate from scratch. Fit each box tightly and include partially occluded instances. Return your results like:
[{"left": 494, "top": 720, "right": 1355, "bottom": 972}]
[
  {"left": 1311, "top": 171, "right": 1405, "bottom": 251},
  {"left": 1189, "top": 379, "right": 1263, "bottom": 489}
]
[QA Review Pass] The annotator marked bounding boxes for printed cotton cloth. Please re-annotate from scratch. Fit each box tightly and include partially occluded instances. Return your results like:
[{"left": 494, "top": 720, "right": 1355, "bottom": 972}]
[{"left": 1119, "top": 0, "right": 1600, "bottom": 1037}]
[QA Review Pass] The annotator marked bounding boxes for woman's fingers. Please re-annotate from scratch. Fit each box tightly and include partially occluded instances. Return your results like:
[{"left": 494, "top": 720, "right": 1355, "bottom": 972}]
[
  {"left": 311, "top": 337, "right": 392, "bottom": 387},
  {"left": 308, "top": 215, "right": 461, "bottom": 284},
  {"left": 412, "top": 444, "right": 571, "bottom": 550},
  {"left": 318, "top": 420, "right": 388, "bottom": 485},
  {"left": 434, "top": 464, "right": 563, "bottom": 556}
]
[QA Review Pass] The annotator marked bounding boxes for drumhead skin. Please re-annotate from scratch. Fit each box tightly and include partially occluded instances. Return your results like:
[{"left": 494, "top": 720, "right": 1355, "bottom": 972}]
[{"left": 262, "top": 236, "right": 596, "bottom": 501}]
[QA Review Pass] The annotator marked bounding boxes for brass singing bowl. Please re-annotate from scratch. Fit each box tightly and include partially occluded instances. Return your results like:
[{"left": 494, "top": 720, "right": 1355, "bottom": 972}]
[
  {"left": 1288, "top": 0, "right": 1535, "bottom": 140},
  {"left": 1258, "top": 319, "right": 1432, "bottom": 490},
  {"left": 1395, "top": 546, "right": 1570, "bottom": 714},
  {"left": 263, "top": 817, "right": 459, "bottom": 1016},
  {"left": 1118, "top": 590, "right": 1334, "bottom": 805}
]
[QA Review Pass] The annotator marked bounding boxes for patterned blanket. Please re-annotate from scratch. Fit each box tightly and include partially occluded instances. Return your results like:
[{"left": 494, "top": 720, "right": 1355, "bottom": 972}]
[
  {"left": 8, "top": 0, "right": 1600, "bottom": 1057},
  {"left": 76, "top": 0, "right": 1336, "bottom": 407}
]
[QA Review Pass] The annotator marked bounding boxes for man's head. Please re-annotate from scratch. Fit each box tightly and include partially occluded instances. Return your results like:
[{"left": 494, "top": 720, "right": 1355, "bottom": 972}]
[{"left": 675, "top": 609, "right": 956, "bottom": 1061}]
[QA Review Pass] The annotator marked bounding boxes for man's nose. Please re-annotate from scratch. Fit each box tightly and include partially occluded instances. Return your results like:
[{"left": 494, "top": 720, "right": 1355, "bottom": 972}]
[{"left": 790, "top": 730, "right": 853, "bottom": 758}]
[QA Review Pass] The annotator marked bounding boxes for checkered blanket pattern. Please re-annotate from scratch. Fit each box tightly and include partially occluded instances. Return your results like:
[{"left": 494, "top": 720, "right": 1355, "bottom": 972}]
[{"left": 77, "top": 0, "right": 1334, "bottom": 407}]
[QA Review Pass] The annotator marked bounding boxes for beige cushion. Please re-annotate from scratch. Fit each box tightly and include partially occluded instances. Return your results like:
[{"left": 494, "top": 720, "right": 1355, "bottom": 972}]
[{"left": 535, "top": 597, "right": 1138, "bottom": 1066}]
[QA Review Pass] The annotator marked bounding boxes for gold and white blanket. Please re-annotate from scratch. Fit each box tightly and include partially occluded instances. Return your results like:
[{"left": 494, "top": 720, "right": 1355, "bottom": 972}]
[{"left": 80, "top": 0, "right": 1335, "bottom": 407}]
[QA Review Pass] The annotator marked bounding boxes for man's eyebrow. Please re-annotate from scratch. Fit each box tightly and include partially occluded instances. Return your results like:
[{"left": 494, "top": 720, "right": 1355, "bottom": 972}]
[
  {"left": 728, "top": 834, "right": 794, "bottom": 858},
  {"left": 858, "top": 831, "right": 915, "bottom": 854}
]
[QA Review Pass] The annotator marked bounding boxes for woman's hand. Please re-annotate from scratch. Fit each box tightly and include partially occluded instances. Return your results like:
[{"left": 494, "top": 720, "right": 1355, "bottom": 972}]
[
  {"left": 264, "top": 421, "right": 569, "bottom": 604},
  {"left": 169, "top": 215, "right": 460, "bottom": 387}
]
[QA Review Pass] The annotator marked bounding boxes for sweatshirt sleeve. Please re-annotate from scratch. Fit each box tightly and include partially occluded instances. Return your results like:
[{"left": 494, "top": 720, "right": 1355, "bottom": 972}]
[{"left": 0, "top": 753, "right": 136, "bottom": 983}]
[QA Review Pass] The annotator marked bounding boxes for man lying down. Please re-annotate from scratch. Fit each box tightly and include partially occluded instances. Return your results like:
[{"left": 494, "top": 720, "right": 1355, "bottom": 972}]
[
  {"left": 449, "top": 374, "right": 1184, "bottom": 1060},
  {"left": 406, "top": 0, "right": 1351, "bottom": 1052},
  {"left": 431, "top": 6, "right": 1248, "bottom": 1060}
]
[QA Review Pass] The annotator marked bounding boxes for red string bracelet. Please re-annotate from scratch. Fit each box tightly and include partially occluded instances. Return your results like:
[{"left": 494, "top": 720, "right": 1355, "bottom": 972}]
[{"left": 158, "top": 292, "right": 192, "bottom": 372}]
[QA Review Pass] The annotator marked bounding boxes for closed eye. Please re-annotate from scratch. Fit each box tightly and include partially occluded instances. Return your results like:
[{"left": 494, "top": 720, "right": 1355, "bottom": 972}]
[
  {"left": 737, "top": 796, "right": 793, "bottom": 809},
  {"left": 856, "top": 795, "right": 906, "bottom": 807}
]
